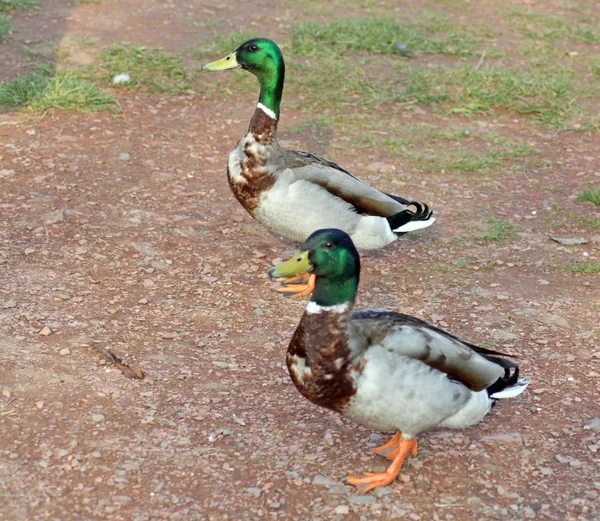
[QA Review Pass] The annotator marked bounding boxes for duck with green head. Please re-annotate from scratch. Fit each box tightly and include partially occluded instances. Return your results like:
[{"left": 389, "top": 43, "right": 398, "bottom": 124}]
[
  {"left": 269, "top": 229, "right": 528, "bottom": 492},
  {"left": 203, "top": 38, "right": 434, "bottom": 296}
]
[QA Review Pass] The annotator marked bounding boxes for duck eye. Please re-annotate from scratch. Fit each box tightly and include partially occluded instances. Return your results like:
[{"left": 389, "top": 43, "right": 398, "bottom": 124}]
[
  {"left": 248, "top": 44, "right": 259, "bottom": 52},
  {"left": 324, "top": 242, "right": 334, "bottom": 249}
]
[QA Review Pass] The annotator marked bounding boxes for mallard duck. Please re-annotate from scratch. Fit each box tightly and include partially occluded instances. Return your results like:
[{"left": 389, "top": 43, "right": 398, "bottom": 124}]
[
  {"left": 203, "top": 38, "right": 435, "bottom": 296},
  {"left": 268, "top": 229, "right": 528, "bottom": 492}
]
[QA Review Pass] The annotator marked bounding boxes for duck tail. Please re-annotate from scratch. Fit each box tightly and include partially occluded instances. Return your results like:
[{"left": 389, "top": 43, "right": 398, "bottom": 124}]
[
  {"left": 387, "top": 202, "right": 435, "bottom": 234},
  {"left": 482, "top": 358, "right": 529, "bottom": 399}
]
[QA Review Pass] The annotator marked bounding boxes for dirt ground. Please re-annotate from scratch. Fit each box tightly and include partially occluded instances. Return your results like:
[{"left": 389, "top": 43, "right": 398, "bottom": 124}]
[{"left": 1, "top": 1, "right": 599, "bottom": 520}]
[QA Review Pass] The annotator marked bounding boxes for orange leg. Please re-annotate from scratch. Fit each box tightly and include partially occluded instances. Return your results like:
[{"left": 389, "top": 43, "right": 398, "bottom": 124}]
[
  {"left": 275, "top": 273, "right": 316, "bottom": 299},
  {"left": 371, "top": 433, "right": 402, "bottom": 460},
  {"left": 347, "top": 433, "right": 418, "bottom": 493}
]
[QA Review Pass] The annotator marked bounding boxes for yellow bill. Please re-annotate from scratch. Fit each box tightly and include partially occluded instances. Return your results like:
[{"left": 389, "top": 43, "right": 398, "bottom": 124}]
[
  {"left": 201, "top": 52, "right": 240, "bottom": 71},
  {"left": 268, "top": 251, "right": 311, "bottom": 278}
]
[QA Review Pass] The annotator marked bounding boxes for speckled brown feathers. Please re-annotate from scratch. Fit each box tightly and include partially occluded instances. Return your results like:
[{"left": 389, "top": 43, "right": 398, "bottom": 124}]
[
  {"left": 286, "top": 311, "right": 358, "bottom": 413},
  {"left": 227, "top": 107, "right": 277, "bottom": 213}
]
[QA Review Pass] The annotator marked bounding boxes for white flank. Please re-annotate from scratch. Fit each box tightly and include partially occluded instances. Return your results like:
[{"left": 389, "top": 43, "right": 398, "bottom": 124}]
[
  {"left": 490, "top": 379, "right": 529, "bottom": 399},
  {"left": 257, "top": 103, "right": 276, "bottom": 120},
  {"left": 306, "top": 301, "right": 350, "bottom": 314},
  {"left": 392, "top": 216, "right": 436, "bottom": 233}
]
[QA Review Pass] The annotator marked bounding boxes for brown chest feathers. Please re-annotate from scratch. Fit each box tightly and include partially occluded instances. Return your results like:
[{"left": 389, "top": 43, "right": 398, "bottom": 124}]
[
  {"left": 227, "top": 108, "right": 277, "bottom": 214},
  {"left": 286, "top": 311, "right": 358, "bottom": 413}
]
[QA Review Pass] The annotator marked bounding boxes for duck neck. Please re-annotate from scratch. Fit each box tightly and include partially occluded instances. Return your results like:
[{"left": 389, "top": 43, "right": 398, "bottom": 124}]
[{"left": 248, "top": 63, "right": 284, "bottom": 144}]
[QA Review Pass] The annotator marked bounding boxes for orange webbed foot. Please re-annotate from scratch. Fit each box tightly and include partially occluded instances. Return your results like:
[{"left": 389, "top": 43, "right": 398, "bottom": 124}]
[
  {"left": 275, "top": 273, "right": 316, "bottom": 299},
  {"left": 347, "top": 434, "right": 418, "bottom": 493}
]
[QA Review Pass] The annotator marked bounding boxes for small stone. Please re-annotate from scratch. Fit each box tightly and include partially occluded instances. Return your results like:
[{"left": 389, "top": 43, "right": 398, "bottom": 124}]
[
  {"left": 481, "top": 432, "right": 523, "bottom": 443},
  {"left": 119, "top": 152, "right": 130, "bottom": 161},
  {"left": 39, "top": 326, "right": 52, "bottom": 336},
  {"left": 212, "top": 361, "right": 229, "bottom": 369},
  {"left": 349, "top": 495, "right": 376, "bottom": 505},
  {"left": 59, "top": 348, "right": 70, "bottom": 356},
  {"left": 586, "top": 418, "right": 600, "bottom": 431},
  {"left": 523, "top": 507, "right": 536, "bottom": 518},
  {"left": 311, "top": 474, "right": 337, "bottom": 487},
  {"left": 36, "top": 401, "right": 44, "bottom": 409},
  {"left": 331, "top": 505, "right": 349, "bottom": 515},
  {"left": 245, "top": 487, "right": 262, "bottom": 497},
  {"left": 2, "top": 389, "right": 11, "bottom": 398},
  {"left": 91, "top": 413, "right": 105, "bottom": 423},
  {"left": 491, "top": 329, "right": 519, "bottom": 341},
  {"left": 496, "top": 294, "right": 509, "bottom": 300},
  {"left": 539, "top": 467, "right": 553, "bottom": 476},
  {"left": 393, "top": 42, "right": 413, "bottom": 56},
  {"left": 538, "top": 279, "right": 550, "bottom": 285},
  {"left": 1, "top": 300, "right": 17, "bottom": 309},
  {"left": 24, "top": 248, "right": 35, "bottom": 255},
  {"left": 138, "top": 298, "right": 149, "bottom": 305}
]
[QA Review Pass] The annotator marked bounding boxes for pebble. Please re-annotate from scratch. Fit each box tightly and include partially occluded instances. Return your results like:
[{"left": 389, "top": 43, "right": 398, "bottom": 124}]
[
  {"left": 39, "top": 326, "right": 52, "bottom": 336},
  {"left": 1, "top": 299, "right": 17, "bottom": 309},
  {"left": 91, "top": 413, "right": 106, "bottom": 423},
  {"left": 138, "top": 297, "right": 149, "bottom": 305},
  {"left": 496, "top": 294, "right": 509, "bottom": 300},
  {"left": 586, "top": 418, "right": 600, "bottom": 431},
  {"left": 245, "top": 487, "right": 261, "bottom": 497},
  {"left": 349, "top": 495, "right": 376, "bottom": 505},
  {"left": 312, "top": 474, "right": 337, "bottom": 487},
  {"left": 331, "top": 505, "right": 349, "bottom": 515},
  {"left": 59, "top": 348, "right": 70, "bottom": 356},
  {"left": 491, "top": 329, "right": 519, "bottom": 341},
  {"left": 119, "top": 152, "right": 130, "bottom": 161}
]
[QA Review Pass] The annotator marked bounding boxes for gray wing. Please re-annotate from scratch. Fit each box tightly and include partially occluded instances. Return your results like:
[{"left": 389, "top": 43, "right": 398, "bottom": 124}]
[
  {"left": 348, "top": 310, "right": 514, "bottom": 392},
  {"left": 272, "top": 149, "right": 410, "bottom": 217}
]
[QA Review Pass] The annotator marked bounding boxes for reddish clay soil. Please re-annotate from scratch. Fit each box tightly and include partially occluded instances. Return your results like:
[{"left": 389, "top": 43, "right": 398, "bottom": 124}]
[{"left": 1, "top": 1, "right": 599, "bottom": 521}]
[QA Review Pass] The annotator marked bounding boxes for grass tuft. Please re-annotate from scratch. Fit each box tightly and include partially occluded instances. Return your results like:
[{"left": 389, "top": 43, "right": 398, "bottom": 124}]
[
  {"left": 0, "top": 65, "right": 115, "bottom": 112},
  {"left": 0, "top": 13, "right": 9, "bottom": 39},
  {"left": 577, "top": 187, "right": 600, "bottom": 207},
  {"left": 0, "top": 0, "right": 37, "bottom": 12},
  {"left": 97, "top": 44, "right": 190, "bottom": 94},
  {"left": 481, "top": 219, "right": 518, "bottom": 242},
  {"left": 290, "top": 16, "right": 480, "bottom": 57},
  {"left": 565, "top": 261, "right": 600, "bottom": 274}
]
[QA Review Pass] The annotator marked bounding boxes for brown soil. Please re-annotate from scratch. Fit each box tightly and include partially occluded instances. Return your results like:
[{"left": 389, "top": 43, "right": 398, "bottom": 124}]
[{"left": 1, "top": 1, "right": 599, "bottom": 521}]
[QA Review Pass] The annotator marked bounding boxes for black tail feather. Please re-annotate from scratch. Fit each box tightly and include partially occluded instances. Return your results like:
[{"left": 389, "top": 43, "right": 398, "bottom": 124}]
[{"left": 386, "top": 202, "right": 433, "bottom": 235}]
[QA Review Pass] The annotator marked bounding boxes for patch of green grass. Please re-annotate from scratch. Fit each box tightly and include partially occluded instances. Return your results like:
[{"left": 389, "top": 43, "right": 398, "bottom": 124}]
[
  {"left": 398, "top": 64, "right": 577, "bottom": 127},
  {"left": 0, "top": 13, "right": 9, "bottom": 39},
  {"left": 481, "top": 219, "right": 517, "bottom": 242},
  {"left": 564, "top": 261, "right": 600, "bottom": 274},
  {"left": 97, "top": 44, "right": 190, "bottom": 94},
  {"left": 570, "top": 214, "right": 600, "bottom": 232},
  {"left": 290, "top": 16, "right": 481, "bottom": 57},
  {"left": 0, "top": 0, "right": 37, "bottom": 12},
  {"left": 0, "top": 65, "right": 115, "bottom": 112},
  {"left": 508, "top": 8, "right": 600, "bottom": 43},
  {"left": 577, "top": 187, "right": 600, "bottom": 206}
]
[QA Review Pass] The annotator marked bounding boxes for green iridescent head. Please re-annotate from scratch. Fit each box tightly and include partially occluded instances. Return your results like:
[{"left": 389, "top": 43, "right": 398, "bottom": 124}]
[
  {"left": 270, "top": 229, "right": 360, "bottom": 307},
  {"left": 202, "top": 38, "right": 285, "bottom": 119}
]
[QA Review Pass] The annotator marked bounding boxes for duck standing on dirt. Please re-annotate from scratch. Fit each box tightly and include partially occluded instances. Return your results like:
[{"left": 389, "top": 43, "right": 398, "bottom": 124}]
[
  {"left": 203, "top": 38, "right": 434, "bottom": 296},
  {"left": 269, "top": 228, "right": 528, "bottom": 492}
]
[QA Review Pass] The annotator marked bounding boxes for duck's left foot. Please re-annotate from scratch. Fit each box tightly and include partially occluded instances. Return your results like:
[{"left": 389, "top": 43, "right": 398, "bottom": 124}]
[
  {"left": 347, "top": 434, "right": 417, "bottom": 493},
  {"left": 372, "top": 433, "right": 402, "bottom": 460},
  {"left": 275, "top": 273, "right": 316, "bottom": 299}
]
